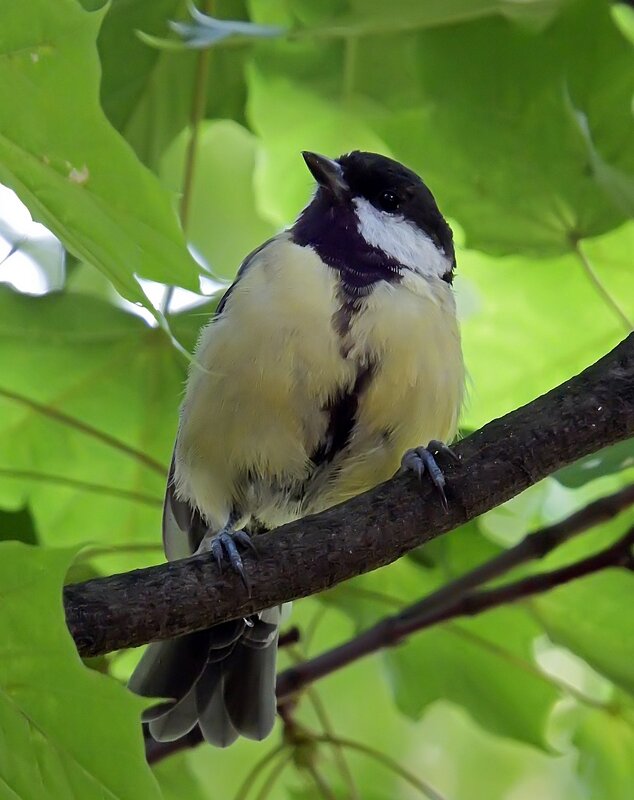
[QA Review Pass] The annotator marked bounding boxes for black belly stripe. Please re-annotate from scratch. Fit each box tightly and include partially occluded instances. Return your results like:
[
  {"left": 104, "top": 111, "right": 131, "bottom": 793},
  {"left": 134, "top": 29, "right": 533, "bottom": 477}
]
[{"left": 310, "top": 363, "right": 374, "bottom": 467}]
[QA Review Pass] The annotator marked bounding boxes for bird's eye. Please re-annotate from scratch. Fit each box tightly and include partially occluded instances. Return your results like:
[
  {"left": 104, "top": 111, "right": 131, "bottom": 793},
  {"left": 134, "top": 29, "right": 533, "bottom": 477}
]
[{"left": 378, "top": 191, "right": 401, "bottom": 213}]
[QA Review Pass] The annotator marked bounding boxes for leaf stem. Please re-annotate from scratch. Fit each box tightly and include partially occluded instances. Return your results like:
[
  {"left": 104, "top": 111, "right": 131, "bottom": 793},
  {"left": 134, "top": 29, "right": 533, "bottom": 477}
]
[
  {"left": 233, "top": 744, "right": 287, "bottom": 800},
  {"left": 162, "top": 0, "right": 213, "bottom": 314},
  {"left": 254, "top": 752, "right": 293, "bottom": 800},
  {"left": 284, "top": 641, "right": 360, "bottom": 798},
  {"left": 0, "top": 467, "right": 162, "bottom": 506},
  {"left": 305, "top": 685, "right": 361, "bottom": 800},
  {"left": 342, "top": 36, "right": 358, "bottom": 103},
  {"left": 303, "top": 760, "right": 338, "bottom": 800},
  {"left": 572, "top": 239, "right": 633, "bottom": 332},
  {"left": 304, "top": 605, "right": 328, "bottom": 654},
  {"left": 313, "top": 734, "right": 446, "bottom": 800},
  {"left": 0, "top": 386, "right": 166, "bottom": 475}
]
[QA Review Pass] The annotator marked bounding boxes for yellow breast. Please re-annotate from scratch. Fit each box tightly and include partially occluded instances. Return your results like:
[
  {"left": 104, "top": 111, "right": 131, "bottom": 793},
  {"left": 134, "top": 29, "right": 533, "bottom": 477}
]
[
  {"left": 318, "top": 272, "right": 464, "bottom": 508},
  {"left": 175, "top": 235, "right": 464, "bottom": 527}
]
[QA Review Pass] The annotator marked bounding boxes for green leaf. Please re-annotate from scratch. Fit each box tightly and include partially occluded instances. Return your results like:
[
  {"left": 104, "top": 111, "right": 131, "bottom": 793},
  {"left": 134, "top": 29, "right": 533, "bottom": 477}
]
[
  {"left": 321, "top": 556, "right": 559, "bottom": 749},
  {"left": 373, "top": 0, "right": 634, "bottom": 256},
  {"left": 401, "top": 702, "right": 584, "bottom": 800},
  {"left": 250, "top": 0, "right": 633, "bottom": 255},
  {"left": 153, "top": 752, "right": 211, "bottom": 800},
  {"left": 554, "top": 439, "right": 634, "bottom": 488},
  {"left": 477, "top": 481, "right": 559, "bottom": 548},
  {"left": 251, "top": 0, "right": 571, "bottom": 32},
  {"left": 457, "top": 225, "right": 632, "bottom": 429},
  {"left": 0, "top": 287, "right": 217, "bottom": 571},
  {"left": 160, "top": 120, "right": 277, "bottom": 280},
  {"left": 97, "top": 0, "right": 183, "bottom": 131},
  {"left": 247, "top": 65, "right": 389, "bottom": 225},
  {"left": 0, "top": 505, "right": 38, "bottom": 544},
  {"left": 612, "top": 2, "right": 634, "bottom": 47},
  {"left": 572, "top": 708, "right": 634, "bottom": 800},
  {"left": 0, "top": 0, "right": 201, "bottom": 312},
  {"left": 408, "top": 520, "right": 504, "bottom": 574},
  {"left": 532, "top": 569, "right": 634, "bottom": 695},
  {"left": 99, "top": 0, "right": 252, "bottom": 169},
  {"left": 567, "top": 95, "right": 634, "bottom": 218},
  {"left": 0, "top": 287, "right": 210, "bottom": 571},
  {"left": 0, "top": 542, "right": 161, "bottom": 799},
  {"left": 384, "top": 608, "right": 559, "bottom": 750}
]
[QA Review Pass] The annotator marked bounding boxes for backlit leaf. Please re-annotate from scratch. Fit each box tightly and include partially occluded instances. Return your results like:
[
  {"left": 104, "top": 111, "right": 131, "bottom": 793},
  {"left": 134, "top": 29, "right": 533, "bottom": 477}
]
[{"left": 0, "top": 0, "right": 201, "bottom": 311}]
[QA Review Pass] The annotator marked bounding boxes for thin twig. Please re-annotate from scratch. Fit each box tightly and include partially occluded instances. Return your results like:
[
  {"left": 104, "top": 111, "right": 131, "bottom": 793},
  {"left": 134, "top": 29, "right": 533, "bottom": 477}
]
[
  {"left": 254, "top": 752, "right": 293, "bottom": 800},
  {"left": 286, "top": 642, "right": 360, "bottom": 800},
  {"left": 305, "top": 686, "right": 361, "bottom": 800},
  {"left": 278, "top": 626, "right": 301, "bottom": 649},
  {"left": 277, "top": 485, "right": 634, "bottom": 698},
  {"left": 398, "top": 483, "right": 634, "bottom": 625},
  {"left": 313, "top": 734, "right": 447, "bottom": 800},
  {"left": 342, "top": 35, "right": 358, "bottom": 103},
  {"left": 145, "top": 725, "right": 203, "bottom": 765},
  {"left": 415, "top": 525, "right": 634, "bottom": 629},
  {"left": 304, "top": 606, "right": 328, "bottom": 654},
  {"left": 232, "top": 744, "right": 287, "bottom": 800},
  {"left": 303, "top": 761, "right": 338, "bottom": 800},
  {"left": 143, "top": 511, "right": 634, "bottom": 765},
  {"left": 327, "top": 584, "right": 619, "bottom": 712}
]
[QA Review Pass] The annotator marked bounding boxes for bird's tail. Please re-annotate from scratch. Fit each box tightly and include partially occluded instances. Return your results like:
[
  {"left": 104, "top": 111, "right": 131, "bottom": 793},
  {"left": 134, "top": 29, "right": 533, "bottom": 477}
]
[{"left": 128, "top": 607, "right": 282, "bottom": 747}]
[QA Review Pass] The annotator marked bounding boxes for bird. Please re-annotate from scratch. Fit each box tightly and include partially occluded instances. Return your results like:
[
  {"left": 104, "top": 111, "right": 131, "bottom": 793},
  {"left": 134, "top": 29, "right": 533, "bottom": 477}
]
[{"left": 129, "top": 149, "right": 465, "bottom": 747}]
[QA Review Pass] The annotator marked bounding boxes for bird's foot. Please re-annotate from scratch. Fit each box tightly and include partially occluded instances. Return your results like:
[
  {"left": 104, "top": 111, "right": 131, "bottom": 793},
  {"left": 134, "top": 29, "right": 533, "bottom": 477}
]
[
  {"left": 400, "top": 440, "right": 459, "bottom": 511},
  {"left": 196, "top": 527, "right": 258, "bottom": 592}
]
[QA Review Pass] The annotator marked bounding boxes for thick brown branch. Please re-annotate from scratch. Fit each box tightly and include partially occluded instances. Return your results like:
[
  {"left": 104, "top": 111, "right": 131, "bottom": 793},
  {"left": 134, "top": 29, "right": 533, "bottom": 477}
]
[{"left": 64, "top": 334, "right": 634, "bottom": 658}]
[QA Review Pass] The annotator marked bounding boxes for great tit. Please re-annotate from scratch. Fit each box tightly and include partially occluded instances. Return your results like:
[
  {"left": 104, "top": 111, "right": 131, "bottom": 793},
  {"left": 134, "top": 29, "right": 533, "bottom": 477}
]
[{"left": 129, "top": 150, "right": 465, "bottom": 746}]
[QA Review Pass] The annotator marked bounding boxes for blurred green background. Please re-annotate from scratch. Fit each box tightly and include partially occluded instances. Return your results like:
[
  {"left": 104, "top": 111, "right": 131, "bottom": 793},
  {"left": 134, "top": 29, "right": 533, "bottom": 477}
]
[{"left": 0, "top": 1, "right": 632, "bottom": 798}]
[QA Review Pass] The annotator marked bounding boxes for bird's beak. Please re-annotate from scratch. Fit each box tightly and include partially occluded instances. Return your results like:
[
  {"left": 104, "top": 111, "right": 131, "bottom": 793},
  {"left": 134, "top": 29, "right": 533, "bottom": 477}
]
[{"left": 302, "top": 151, "right": 348, "bottom": 200}]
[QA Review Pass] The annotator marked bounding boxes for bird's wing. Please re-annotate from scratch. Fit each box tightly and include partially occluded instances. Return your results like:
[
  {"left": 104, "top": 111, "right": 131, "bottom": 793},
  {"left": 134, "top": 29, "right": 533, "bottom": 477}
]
[
  {"left": 214, "top": 237, "right": 275, "bottom": 316},
  {"left": 162, "top": 235, "right": 281, "bottom": 560},
  {"left": 162, "top": 457, "right": 207, "bottom": 559}
]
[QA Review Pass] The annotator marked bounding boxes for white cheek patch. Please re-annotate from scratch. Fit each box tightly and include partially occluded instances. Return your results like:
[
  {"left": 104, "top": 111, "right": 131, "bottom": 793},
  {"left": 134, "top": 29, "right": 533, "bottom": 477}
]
[{"left": 353, "top": 196, "right": 451, "bottom": 280}]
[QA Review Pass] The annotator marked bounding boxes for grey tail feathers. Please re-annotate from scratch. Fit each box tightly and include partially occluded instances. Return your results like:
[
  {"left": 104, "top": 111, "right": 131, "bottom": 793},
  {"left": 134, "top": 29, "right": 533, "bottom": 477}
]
[{"left": 128, "top": 607, "right": 281, "bottom": 747}]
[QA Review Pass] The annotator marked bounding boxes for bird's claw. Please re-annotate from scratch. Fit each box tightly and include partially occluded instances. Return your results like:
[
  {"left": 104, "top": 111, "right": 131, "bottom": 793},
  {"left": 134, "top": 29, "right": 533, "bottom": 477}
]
[
  {"left": 400, "top": 441, "right": 458, "bottom": 511},
  {"left": 198, "top": 529, "right": 257, "bottom": 593},
  {"left": 427, "top": 439, "right": 460, "bottom": 464}
]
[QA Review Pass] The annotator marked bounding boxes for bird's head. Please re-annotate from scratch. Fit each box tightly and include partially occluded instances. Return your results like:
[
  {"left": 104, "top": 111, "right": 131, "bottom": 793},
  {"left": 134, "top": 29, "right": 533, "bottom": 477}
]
[{"left": 293, "top": 150, "right": 455, "bottom": 288}]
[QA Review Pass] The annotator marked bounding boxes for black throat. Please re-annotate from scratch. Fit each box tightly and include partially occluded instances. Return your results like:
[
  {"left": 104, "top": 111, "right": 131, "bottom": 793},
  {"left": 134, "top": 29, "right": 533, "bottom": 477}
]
[{"left": 291, "top": 190, "right": 404, "bottom": 297}]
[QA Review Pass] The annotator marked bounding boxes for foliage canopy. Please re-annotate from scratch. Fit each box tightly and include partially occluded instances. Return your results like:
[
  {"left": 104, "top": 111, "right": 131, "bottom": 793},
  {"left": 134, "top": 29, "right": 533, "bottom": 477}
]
[{"left": 0, "top": 1, "right": 632, "bottom": 798}]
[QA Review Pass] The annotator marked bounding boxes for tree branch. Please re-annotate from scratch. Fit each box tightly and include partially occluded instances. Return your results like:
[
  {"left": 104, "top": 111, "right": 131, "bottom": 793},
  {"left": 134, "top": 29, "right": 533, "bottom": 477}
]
[
  {"left": 394, "top": 482, "right": 634, "bottom": 628},
  {"left": 64, "top": 334, "right": 634, "bottom": 658},
  {"left": 145, "top": 509, "right": 634, "bottom": 765},
  {"left": 276, "top": 512, "right": 634, "bottom": 699},
  {"left": 428, "top": 524, "right": 634, "bottom": 622}
]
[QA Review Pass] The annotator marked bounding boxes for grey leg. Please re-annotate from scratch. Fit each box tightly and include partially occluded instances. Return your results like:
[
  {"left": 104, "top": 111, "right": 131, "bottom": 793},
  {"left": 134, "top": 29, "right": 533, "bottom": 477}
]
[
  {"left": 196, "top": 512, "right": 258, "bottom": 592},
  {"left": 400, "top": 440, "right": 459, "bottom": 510}
]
